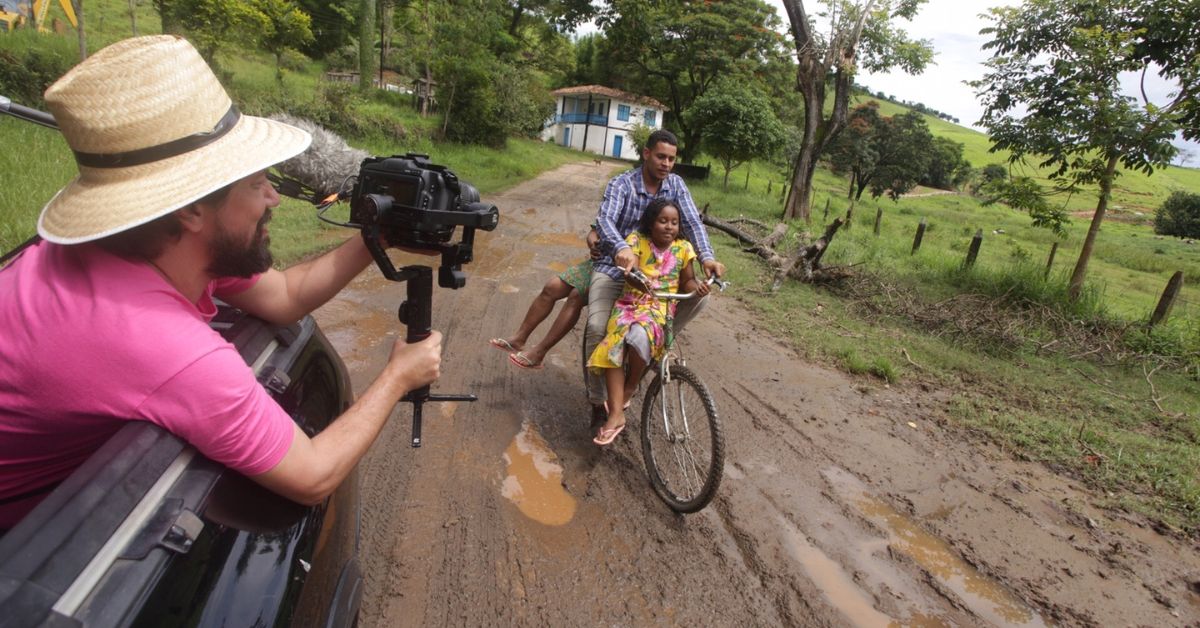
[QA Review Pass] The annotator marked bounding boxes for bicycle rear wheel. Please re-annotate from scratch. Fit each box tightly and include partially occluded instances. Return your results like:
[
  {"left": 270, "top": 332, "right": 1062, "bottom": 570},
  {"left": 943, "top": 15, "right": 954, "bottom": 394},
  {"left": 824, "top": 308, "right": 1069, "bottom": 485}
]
[{"left": 640, "top": 364, "right": 724, "bottom": 513}]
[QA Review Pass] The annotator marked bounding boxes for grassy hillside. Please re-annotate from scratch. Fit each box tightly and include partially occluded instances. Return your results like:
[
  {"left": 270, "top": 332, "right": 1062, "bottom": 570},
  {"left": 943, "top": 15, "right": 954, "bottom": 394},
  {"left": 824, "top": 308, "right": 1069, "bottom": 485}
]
[{"left": 853, "top": 93, "right": 1200, "bottom": 216}]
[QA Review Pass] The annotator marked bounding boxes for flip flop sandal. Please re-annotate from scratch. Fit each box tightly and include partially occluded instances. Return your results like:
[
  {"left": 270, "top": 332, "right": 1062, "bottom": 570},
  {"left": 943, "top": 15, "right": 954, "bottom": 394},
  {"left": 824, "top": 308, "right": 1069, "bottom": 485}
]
[
  {"left": 489, "top": 338, "right": 518, "bottom": 353},
  {"left": 593, "top": 423, "right": 625, "bottom": 446},
  {"left": 508, "top": 351, "right": 544, "bottom": 370}
]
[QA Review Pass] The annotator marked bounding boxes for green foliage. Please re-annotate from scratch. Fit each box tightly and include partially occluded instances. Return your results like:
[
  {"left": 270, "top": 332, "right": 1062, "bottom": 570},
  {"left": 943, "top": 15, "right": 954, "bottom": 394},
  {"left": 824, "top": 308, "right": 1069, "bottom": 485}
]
[
  {"left": 979, "top": 175, "right": 1069, "bottom": 236},
  {"left": 827, "top": 103, "right": 944, "bottom": 202},
  {"left": 827, "top": 102, "right": 881, "bottom": 199},
  {"left": 597, "top": 0, "right": 787, "bottom": 162},
  {"left": 249, "top": 0, "right": 315, "bottom": 82},
  {"left": 627, "top": 122, "right": 655, "bottom": 155},
  {"left": 922, "top": 136, "right": 972, "bottom": 190},
  {"left": 688, "top": 80, "right": 786, "bottom": 189},
  {"left": 294, "top": 0, "right": 356, "bottom": 57},
  {"left": 1154, "top": 191, "right": 1200, "bottom": 239},
  {"left": 166, "top": 0, "right": 268, "bottom": 69}
]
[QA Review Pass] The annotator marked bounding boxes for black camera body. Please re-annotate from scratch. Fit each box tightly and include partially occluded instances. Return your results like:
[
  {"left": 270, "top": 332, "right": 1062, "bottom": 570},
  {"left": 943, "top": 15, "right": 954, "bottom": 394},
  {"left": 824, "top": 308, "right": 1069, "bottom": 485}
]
[{"left": 348, "top": 153, "right": 498, "bottom": 288}]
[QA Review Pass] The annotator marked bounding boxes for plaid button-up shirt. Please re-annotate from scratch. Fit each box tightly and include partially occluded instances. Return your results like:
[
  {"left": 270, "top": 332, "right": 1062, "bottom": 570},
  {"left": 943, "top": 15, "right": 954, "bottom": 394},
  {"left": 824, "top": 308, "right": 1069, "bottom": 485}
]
[{"left": 593, "top": 167, "right": 714, "bottom": 280}]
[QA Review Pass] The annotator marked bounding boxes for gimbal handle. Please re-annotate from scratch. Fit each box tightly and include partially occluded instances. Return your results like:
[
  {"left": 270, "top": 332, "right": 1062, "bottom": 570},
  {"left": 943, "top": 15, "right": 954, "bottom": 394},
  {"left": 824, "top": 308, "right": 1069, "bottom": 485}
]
[{"left": 388, "top": 264, "right": 477, "bottom": 448}]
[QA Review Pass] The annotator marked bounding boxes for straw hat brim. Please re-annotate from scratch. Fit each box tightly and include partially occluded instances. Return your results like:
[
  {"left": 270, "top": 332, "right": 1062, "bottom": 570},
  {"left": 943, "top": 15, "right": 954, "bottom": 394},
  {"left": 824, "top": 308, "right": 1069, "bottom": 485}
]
[{"left": 38, "top": 114, "right": 312, "bottom": 244}]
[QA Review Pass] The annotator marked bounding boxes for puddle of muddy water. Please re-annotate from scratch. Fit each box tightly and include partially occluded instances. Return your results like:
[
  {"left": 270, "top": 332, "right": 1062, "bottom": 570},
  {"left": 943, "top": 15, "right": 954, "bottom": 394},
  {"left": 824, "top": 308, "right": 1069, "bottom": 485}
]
[
  {"left": 501, "top": 421, "right": 576, "bottom": 526},
  {"left": 778, "top": 517, "right": 896, "bottom": 628},
  {"left": 823, "top": 467, "right": 1048, "bottom": 628}
]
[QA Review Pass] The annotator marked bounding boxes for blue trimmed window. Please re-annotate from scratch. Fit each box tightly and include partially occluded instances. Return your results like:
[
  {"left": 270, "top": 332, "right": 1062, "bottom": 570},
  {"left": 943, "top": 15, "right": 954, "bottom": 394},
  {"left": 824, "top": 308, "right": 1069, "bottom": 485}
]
[
  {"left": 617, "top": 104, "right": 630, "bottom": 121},
  {"left": 644, "top": 110, "right": 656, "bottom": 126}
]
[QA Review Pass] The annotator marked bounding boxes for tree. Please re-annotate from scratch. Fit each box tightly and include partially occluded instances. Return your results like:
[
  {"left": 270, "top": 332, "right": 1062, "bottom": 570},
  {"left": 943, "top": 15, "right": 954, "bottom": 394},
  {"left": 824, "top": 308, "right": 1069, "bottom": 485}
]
[
  {"left": 922, "top": 136, "right": 971, "bottom": 190},
  {"left": 689, "top": 80, "right": 787, "bottom": 189},
  {"left": 867, "top": 110, "right": 932, "bottom": 200},
  {"left": 168, "top": 0, "right": 267, "bottom": 67},
  {"left": 598, "top": 0, "right": 786, "bottom": 163},
  {"left": 826, "top": 103, "right": 934, "bottom": 201},
  {"left": 826, "top": 101, "right": 881, "bottom": 199},
  {"left": 778, "top": 0, "right": 932, "bottom": 221},
  {"left": 252, "top": 0, "right": 314, "bottom": 83},
  {"left": 357, "top": 0, "right": 374, "bottom": 91},
  {"left": 971, "top": 0, "right": 1184, "bottom": 300},
  {"left": 1154, "top": 192, "right": 1200, "bottom": 240}
]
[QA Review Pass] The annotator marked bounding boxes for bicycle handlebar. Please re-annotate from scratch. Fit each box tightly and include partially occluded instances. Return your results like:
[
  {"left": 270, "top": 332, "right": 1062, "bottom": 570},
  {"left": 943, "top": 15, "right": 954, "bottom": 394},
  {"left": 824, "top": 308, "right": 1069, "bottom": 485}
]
[{"left": 626, "top": 269, "right": 728, "bottom": 300}]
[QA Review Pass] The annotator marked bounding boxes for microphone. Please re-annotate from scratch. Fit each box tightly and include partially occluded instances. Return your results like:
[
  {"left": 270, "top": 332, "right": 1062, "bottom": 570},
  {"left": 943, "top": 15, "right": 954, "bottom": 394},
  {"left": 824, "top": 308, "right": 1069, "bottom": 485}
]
[{"left": 268, "top": 113, "right": 369, "bottom": 203}]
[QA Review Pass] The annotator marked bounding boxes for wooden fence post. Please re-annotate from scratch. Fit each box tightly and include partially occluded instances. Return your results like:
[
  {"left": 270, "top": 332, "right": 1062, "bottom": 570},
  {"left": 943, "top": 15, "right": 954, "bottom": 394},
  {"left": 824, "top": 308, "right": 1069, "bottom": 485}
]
[
  {"left": 1044, "top": 241, "right": 1059, "bottom": 278},
  {"left": 963, "top": 229, "right": 983, "bottom": 268},
  {"left": 1149, "top": 271, "right": 1184, "bottom": 327},
  {"left": 845, "top": 199, "right": 855, "bottom": 229},
  {"left": 823, "top": 198, "right": 830, "bottom": 221},
  {"left": 767, "top": 180, "right": 772, "bottom": 195},
  {"left": 873, "top": 206, "right": 883, "bottom": 236},
  {"left": 911, "top": 218, "right": 927, "bottom": 254},
  {"left": 744, "top": 168, "right": 751, "bottom": 190}
]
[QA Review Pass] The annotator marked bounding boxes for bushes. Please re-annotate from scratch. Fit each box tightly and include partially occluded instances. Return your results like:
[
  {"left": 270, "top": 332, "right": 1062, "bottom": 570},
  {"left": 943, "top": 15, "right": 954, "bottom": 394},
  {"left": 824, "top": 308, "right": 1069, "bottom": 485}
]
[
  {"left": 0, "top": 32, "right": 76, "bottom": 107},
  {"left": 1154, "top": 191, "right": 1200, "bottom": 239}
]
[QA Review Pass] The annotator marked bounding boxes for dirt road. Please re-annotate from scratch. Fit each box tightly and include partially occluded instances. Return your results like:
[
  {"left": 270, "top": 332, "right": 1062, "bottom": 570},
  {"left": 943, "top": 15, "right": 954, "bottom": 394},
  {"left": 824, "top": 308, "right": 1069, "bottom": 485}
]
[{"left": 313, "top": 162, "right": 1200, "bottom": 626}]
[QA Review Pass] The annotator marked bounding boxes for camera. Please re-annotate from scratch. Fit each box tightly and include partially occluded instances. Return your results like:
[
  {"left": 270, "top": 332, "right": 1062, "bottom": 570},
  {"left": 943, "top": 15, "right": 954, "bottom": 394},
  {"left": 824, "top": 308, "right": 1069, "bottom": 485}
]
[{"left": 346, "top": 153, "right": 499, "bottom": 289}]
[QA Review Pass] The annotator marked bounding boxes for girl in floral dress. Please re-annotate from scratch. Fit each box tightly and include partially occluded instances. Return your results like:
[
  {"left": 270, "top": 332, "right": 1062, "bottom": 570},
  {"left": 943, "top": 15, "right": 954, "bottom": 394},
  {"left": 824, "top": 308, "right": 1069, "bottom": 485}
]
[{"left": 587, "top": 198, "right": 709, "bottom": 446}]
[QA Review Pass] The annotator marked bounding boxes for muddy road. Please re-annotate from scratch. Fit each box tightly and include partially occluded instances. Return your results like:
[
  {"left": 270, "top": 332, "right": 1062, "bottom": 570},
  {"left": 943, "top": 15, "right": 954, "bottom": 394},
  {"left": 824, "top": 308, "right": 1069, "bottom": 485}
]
[{"left": 313, "top": 162, "right": 1200, "bottom": 627}]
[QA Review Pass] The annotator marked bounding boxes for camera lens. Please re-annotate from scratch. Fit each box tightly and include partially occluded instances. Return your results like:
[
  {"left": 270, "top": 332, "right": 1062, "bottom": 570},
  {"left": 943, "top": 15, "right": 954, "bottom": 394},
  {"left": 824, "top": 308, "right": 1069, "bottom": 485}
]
[{"left": 457, "top": 182, "right": 480, "bottom": 205}]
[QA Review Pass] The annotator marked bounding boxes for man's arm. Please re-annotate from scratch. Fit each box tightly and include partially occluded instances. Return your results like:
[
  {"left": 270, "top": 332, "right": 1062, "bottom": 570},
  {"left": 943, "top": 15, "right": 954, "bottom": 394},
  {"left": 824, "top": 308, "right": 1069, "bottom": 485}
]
[
  {"left": 673, "top": 177, "right": 726, "bottom": 278},
  {"left": 223, "top": 236, "right": 374, "bottom": 326},
  {"left": 673, "top": 177, "right": 714, "bottom": 263},
  {"left": 595, "top": 176, "right": 630, "bottom": 258},
  {"left": 251, "top": 331, "right": 442, "bottom": 505}
]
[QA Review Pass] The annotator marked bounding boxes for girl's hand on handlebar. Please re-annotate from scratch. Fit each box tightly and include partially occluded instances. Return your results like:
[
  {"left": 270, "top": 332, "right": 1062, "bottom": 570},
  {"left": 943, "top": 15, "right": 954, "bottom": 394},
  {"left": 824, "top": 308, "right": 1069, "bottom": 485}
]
[{"left": 692, "top": 279, "right": 711, "bottom": 297}]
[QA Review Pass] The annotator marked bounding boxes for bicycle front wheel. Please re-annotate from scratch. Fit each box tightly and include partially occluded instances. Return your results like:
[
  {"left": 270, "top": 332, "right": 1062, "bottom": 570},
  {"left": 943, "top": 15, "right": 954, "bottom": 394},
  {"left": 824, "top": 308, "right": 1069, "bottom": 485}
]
[{"left": 640, "top": 364, "right": 724, "bottom": 513}]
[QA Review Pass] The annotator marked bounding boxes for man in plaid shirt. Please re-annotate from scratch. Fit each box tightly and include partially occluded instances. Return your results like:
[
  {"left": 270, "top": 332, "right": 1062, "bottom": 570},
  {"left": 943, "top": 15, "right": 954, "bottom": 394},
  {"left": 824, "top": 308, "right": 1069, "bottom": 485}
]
[{"left": 584, "top": 129, "right": 726, "bottom": 422}]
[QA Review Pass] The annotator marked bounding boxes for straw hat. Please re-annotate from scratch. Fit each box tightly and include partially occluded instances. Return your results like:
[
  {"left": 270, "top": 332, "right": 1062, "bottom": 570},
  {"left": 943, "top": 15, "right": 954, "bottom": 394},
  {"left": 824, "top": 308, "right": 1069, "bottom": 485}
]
[{"left": 37, "top": 35, "right": 312, "bottom": 244}]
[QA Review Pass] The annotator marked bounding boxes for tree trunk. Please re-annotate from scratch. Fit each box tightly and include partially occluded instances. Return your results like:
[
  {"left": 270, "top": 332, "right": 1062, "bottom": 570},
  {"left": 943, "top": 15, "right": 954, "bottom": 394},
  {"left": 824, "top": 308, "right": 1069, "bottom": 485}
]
[
  {"left": 381, "top": 0, "right": 393, "bottom": 64},
  {"left": 358, "top": 0, "right": 376, "bottom": 92},
  {"left": 74, "top": 0, "right": 86, "bottom": 61},
  {"left": 153, "top": 0, "right": 179, "bottom": 33},
  {"left": 1068, "top": 152, "right": 1120, "bottom": 301},
  {"left": 127, "top": 0, "right": 136, "bottom": 35},
  {"left": 783, "top": 77, "right": 822, "bottom": 222}
]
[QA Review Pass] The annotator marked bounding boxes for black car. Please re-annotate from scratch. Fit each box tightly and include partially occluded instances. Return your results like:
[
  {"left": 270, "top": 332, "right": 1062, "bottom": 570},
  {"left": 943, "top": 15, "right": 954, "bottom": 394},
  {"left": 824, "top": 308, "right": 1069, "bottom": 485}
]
[{"left": 0, "top": 305, "right": 362, "bottom": 628}]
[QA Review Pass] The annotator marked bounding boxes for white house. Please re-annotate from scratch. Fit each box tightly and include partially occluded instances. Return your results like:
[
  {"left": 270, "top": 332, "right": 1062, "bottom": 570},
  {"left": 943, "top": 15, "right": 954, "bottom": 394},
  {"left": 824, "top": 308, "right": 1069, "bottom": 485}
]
[{"left": 542, "top": 85, "right": 667, "bottom": 161}]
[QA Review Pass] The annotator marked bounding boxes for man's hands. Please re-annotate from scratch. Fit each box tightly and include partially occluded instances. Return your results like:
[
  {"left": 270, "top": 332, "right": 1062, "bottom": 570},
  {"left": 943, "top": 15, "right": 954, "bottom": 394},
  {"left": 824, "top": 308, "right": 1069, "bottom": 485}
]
[
  {"left": 586, "top": 228, "right": 602, "bottom": 261},
  {"left": 614, "top": 247, "right": 638, "bottom": 273},
  {"left": 702, "top": 258, "right": 726, "bottom": 280},
  {"left": 385, "top": 330, "right": 443, "bottom": 391}
]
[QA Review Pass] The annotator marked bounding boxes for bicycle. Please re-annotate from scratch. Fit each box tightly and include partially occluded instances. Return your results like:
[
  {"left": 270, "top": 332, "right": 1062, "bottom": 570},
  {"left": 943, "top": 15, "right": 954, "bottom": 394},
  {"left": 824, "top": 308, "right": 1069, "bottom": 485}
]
[{"left": 585, "top": 271, "right": 728, "bottom": 513}]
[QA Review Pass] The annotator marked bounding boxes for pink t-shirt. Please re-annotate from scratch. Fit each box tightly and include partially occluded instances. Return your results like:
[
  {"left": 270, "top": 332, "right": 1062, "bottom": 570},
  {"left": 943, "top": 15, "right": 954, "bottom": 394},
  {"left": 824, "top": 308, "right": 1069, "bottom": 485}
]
[{"left": 0, "top": 241, "right": 295, "bottom": 527}]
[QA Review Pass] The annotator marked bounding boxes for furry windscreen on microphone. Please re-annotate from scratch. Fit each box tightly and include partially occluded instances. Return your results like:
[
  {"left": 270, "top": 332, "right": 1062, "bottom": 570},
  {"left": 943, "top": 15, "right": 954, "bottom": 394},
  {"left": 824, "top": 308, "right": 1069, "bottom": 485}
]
[{"left": 268, "top": 113, "right": 370, "bottom": 198}]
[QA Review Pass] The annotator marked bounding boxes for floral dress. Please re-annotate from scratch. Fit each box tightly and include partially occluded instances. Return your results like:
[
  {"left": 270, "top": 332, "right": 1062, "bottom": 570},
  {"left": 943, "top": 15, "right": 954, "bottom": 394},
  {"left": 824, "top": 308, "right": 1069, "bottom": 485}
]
[{"left": 588, "top": 232, "right": 696, "bottom": 369}]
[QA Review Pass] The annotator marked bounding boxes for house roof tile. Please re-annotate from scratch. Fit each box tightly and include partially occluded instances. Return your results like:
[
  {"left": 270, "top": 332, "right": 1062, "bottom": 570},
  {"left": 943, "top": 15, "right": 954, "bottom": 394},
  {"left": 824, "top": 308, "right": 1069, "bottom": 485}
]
[{"left": 550, "top": 85, "right": 668, "bottom": 111}]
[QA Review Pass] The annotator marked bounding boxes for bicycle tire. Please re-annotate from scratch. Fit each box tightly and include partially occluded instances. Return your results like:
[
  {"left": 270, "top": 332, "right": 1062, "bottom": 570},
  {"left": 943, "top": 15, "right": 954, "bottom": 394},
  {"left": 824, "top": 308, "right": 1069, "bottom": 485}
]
[{"left": 640, "top": 364, "right": 724, "bottom": 513}]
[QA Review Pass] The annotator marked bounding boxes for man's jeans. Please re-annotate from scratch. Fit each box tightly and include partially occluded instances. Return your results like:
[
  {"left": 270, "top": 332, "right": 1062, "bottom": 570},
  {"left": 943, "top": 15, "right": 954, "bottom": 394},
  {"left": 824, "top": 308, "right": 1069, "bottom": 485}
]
[{"left": 584, "top": 271, "right": 707, "bottom": 404}]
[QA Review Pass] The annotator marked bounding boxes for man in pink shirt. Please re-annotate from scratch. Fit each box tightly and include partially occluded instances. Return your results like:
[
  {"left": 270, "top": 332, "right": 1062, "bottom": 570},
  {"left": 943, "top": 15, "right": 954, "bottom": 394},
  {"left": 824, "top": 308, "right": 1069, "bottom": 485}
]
[{"left": 0, "top": 35, "right": 442, "bottom": 529}]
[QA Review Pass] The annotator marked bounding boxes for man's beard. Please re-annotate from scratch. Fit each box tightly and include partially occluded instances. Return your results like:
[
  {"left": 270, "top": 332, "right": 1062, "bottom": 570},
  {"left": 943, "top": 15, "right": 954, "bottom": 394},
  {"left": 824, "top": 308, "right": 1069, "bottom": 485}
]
[{"left": 206, "top": 210, "right": 273, "bottom": 278}]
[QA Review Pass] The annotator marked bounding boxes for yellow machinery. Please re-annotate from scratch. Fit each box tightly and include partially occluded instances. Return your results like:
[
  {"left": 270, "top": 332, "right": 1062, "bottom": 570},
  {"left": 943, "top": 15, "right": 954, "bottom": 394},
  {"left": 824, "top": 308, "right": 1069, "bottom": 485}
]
[
  {"left": 33, "top": 0, "right": 77, "bottom": 32},
  {"left": 0, "top": 0, "right": 21, "bottom": 32}
]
